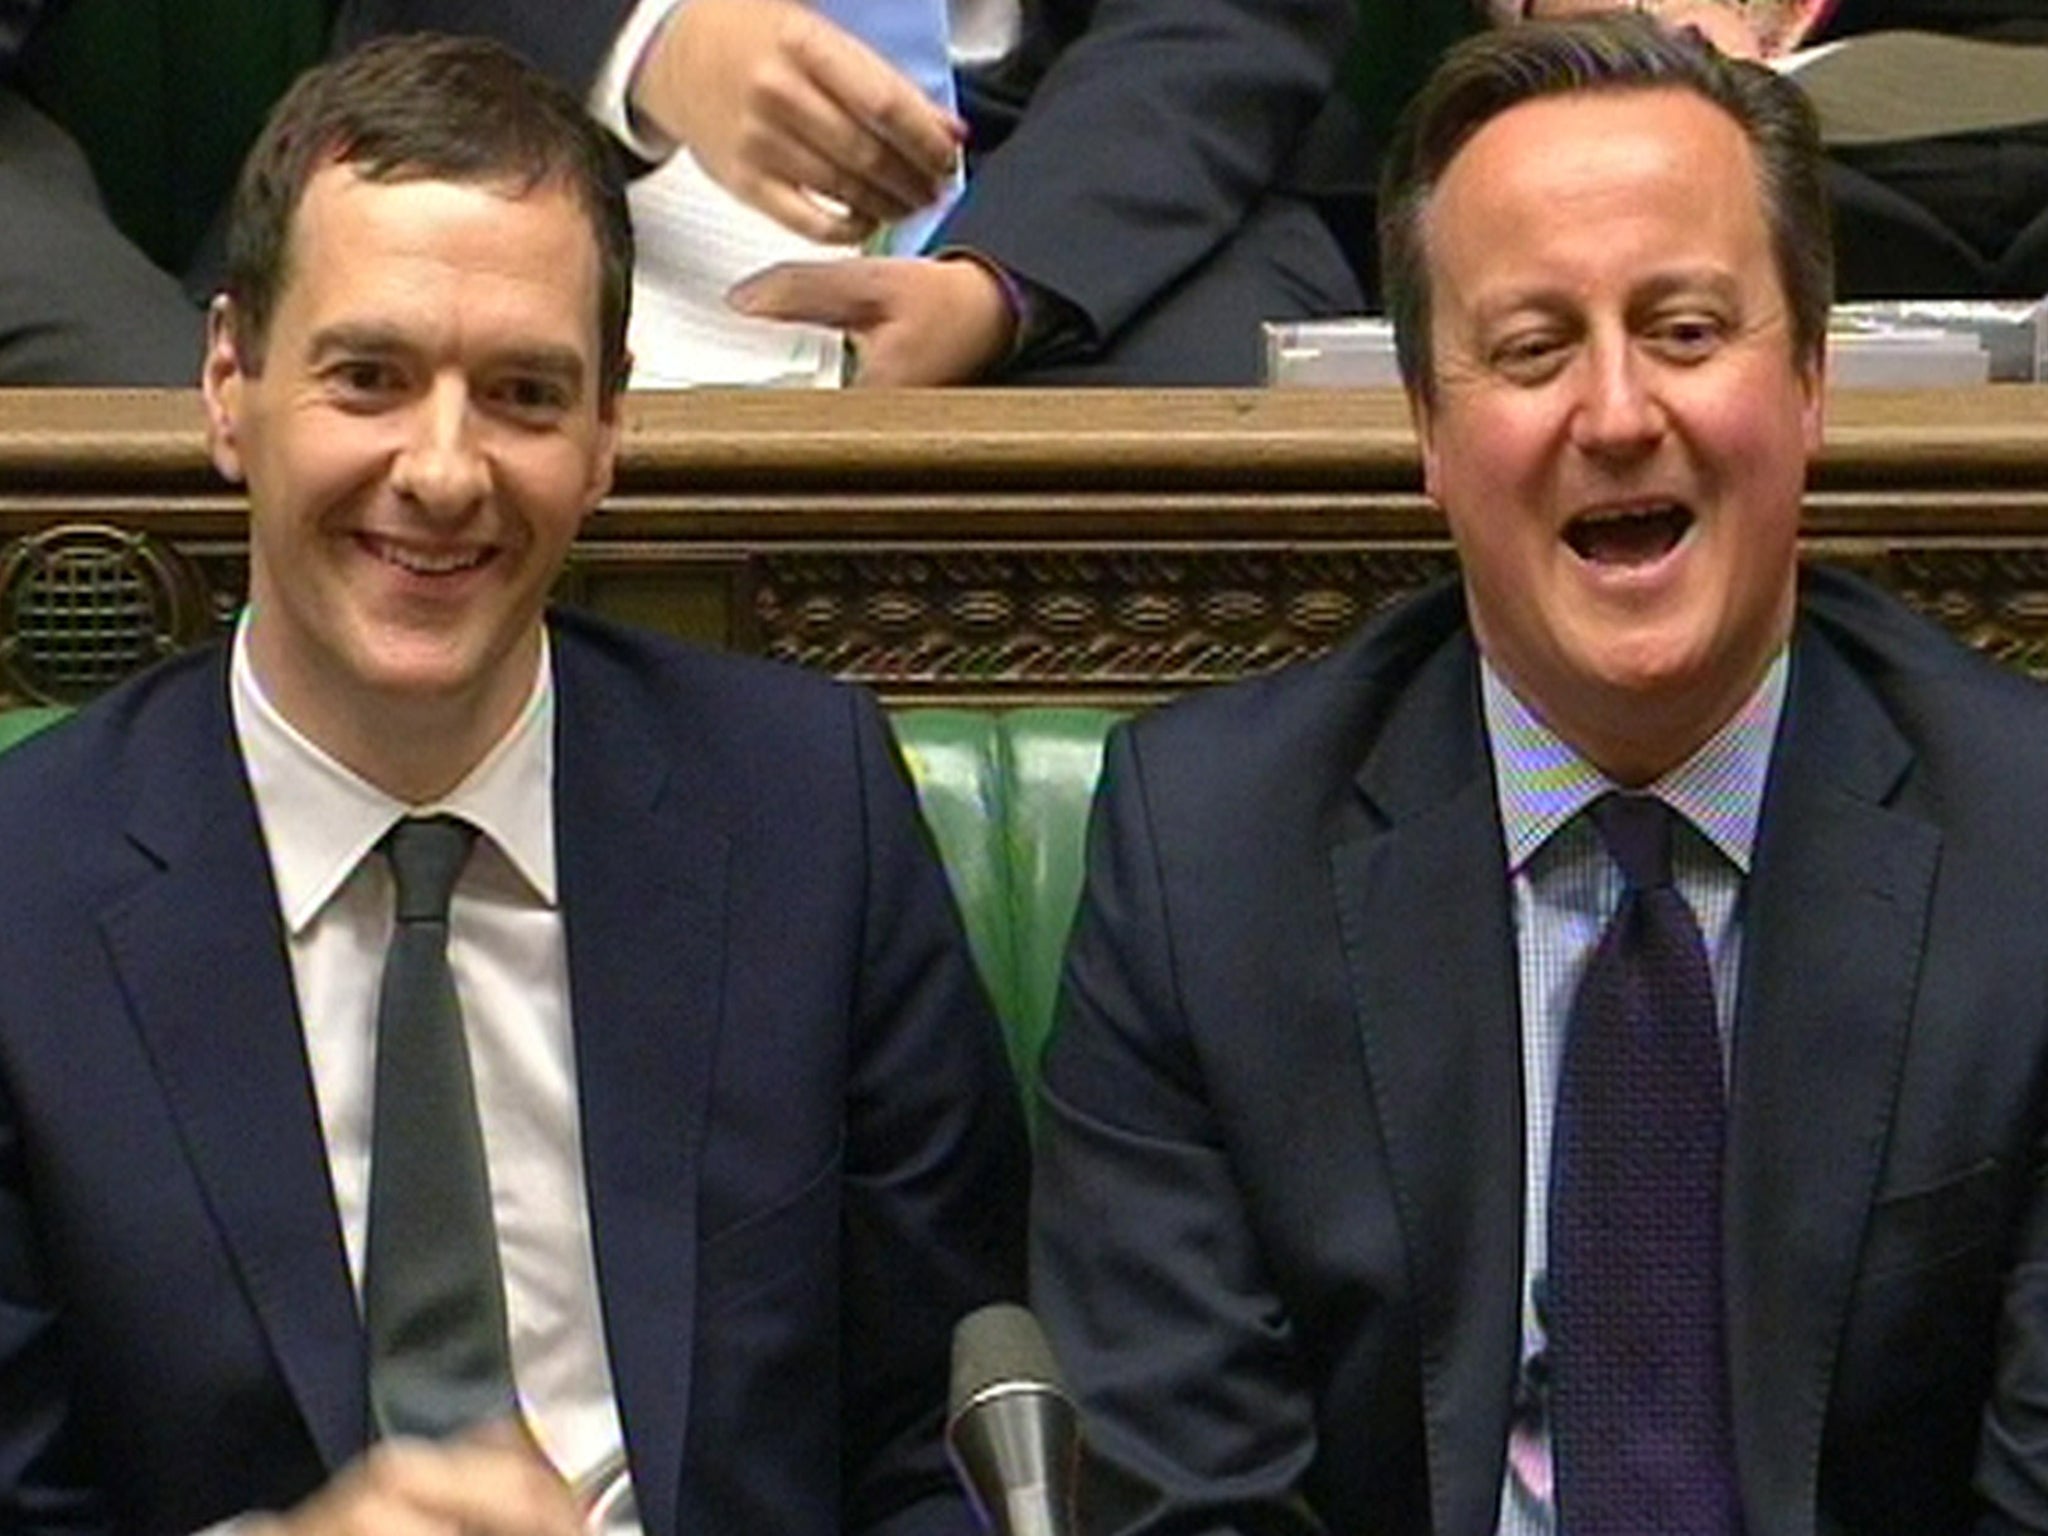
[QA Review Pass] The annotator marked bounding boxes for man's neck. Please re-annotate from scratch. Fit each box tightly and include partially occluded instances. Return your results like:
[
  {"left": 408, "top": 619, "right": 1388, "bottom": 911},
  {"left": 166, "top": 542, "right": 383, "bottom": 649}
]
[{"left": 244, "top": 624, "right": 546, "bottom": 805}]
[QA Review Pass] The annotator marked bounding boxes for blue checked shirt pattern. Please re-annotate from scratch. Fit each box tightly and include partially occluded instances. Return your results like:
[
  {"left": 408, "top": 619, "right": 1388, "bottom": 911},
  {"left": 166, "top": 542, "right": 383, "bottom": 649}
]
[{"left": 1484, "top": 651, "right": 1788, "bottom": 1536}]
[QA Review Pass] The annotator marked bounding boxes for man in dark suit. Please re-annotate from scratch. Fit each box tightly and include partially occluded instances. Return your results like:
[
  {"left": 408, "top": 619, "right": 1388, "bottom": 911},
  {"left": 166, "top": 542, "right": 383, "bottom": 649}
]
[
  {"left": 1508, "top": 0, "right": 2048, "bottom": 297},
  {"left": 1033, "top": 16, "right": 2048, "bottom": 1535},
  {"left": 0, "top": 0, "right": 205, "bottom": 381},
  {"left": 332, "top": 0, "right": 1366, "bottom": 385},
  {"left": 0, "top": 33, "right": 1027, "bottom": 1536}
]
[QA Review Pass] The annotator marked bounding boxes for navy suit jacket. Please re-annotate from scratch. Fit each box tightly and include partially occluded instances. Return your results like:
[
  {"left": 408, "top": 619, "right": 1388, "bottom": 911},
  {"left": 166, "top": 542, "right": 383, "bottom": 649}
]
[
  {"left": 0, "top": 609, "right": 1028, "bottom": 1536},
  {"left": 1033, "top": 566, "right": 2048, "bottom": 1536}
]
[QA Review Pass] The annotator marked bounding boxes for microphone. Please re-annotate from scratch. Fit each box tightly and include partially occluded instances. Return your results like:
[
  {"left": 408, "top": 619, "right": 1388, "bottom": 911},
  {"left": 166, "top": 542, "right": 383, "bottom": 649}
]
[{"left": 945, "top": 1304, "right": 1082, "bottom": 1536}]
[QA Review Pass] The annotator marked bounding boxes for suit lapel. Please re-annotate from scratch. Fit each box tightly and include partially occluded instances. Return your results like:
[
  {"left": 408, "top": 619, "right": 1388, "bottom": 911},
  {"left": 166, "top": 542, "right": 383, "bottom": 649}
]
[
  {"left": 1724, "top": 626, "right": 1932, "bottom": 1536},
  {"left": 99, "top": 658, "right": 367, "bottom": 1470},
  {"left": 555, "top": 635, "right": 727, "bottom": 1536},
  {"left": 1328, "top": 633, "right": 1525, "bottom": 1536}
]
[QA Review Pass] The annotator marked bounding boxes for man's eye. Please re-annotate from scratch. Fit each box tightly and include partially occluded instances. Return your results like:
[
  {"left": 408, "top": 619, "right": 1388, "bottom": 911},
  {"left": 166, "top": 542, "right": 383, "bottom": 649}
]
[
  {"left": 1648, "top": 314, "right": 1726, "bottom": 359},
  {"left": 490, "top": 376, "right": 573, "bottom": 419},
  {"left": 326, "top": 359, "right": 402, "bottom": 398},
  {"left": 1492, "top": 334, "right": 1568, "bottom": 381}
]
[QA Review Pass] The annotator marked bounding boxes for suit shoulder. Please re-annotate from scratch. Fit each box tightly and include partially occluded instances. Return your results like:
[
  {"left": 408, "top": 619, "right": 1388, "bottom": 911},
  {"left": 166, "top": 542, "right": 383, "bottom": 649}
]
[
  {"left": 0, "top": 647, "right": 224, "bottom": 818},
  {"left": 548, "top": 609, "right": 886, "bottom": 761},
  {"left": 1800, "top": 564, "right": 2048, "bottom": 733},
  {"left": 1120, "top": 578, "right": 1470, "bottom": 786},
  {"left": 1798, "top": 564, "right": 2048, "bottom": 831}
]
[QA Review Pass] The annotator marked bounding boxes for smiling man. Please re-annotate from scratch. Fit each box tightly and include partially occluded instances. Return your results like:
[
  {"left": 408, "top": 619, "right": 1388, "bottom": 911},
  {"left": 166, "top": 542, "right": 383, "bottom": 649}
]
[
  {"left": 0, "top": 34, "right": 1025, "bottom": 1536},
  {"left": 1032, "top": 15, "right": 2048, "bottom": 1535}
]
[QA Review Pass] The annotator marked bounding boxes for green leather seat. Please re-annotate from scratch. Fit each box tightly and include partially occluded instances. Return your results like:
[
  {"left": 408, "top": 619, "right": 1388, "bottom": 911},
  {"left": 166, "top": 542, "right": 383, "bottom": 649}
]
[
  {"left": 0, "top": 705, "right": 72, "bottom": 754},
  {"left": 890, "top": 708, "right": 1121, "bottom": 1109}
]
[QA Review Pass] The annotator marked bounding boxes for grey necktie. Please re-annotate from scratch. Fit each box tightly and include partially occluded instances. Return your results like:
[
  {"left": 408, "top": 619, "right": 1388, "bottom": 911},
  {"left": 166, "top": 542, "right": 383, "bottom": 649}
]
[
  {"left": 1785, "top": 31, "right": 2048, "bottom": 145},
  {"left": 363, "top": 815, "right": 517, "bottom": 1440}
]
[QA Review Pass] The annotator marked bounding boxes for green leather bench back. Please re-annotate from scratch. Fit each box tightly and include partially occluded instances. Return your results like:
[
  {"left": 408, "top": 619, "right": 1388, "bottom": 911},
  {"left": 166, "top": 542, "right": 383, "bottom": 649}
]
[
  {"left": 0, "top": 702, "right": 1119, "bottom": 1112},
  {"left": 0, "top": 706, "right": 71, "bottom": 753},
  {"left": 890, "top": 709, "right": 1119, "bottom": 1107}
]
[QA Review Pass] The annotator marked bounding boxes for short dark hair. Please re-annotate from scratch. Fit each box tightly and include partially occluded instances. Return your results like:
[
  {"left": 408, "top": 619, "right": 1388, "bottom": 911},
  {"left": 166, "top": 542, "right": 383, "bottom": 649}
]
[
  {"left": 221, "top": 33, "right": 634, "bottom": 396},
  {"left": 1377, "top": 13, "right": 1832, "bottom": 403}
]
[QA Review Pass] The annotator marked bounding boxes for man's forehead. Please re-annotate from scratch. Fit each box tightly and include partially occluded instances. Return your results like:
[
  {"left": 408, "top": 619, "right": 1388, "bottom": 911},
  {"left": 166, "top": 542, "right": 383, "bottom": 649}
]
[
  {"left": 1420, "top": 87, "right": 1768, "bottom": 272},
  {"left": 280, "top": 162, "right": 606, "bottom": 318},
  {"left": 292, "top": 157, "right": 588, "bottom": 231},
  {"left": 1439, "top": 85, "right": 1751, "bottom": 194}
]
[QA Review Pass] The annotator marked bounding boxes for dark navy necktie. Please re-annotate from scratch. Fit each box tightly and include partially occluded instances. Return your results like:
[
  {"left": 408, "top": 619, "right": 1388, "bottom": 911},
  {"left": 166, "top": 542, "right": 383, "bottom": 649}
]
[
  {"left": 1548, "top": 793, "right": 1742, "bottom": 1535},
  {"left": 362, "top": 815, "right": 517, "bottom": 1440}
]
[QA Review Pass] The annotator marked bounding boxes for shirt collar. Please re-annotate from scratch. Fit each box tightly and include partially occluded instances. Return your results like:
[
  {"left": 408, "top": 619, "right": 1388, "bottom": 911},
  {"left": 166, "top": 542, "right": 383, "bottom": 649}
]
[
  {"left": 1483, "top": 648, "right": 1789, "bottom": 876},
  {"left": 230, "top": 613, "right": 559, "bottom": 934}
]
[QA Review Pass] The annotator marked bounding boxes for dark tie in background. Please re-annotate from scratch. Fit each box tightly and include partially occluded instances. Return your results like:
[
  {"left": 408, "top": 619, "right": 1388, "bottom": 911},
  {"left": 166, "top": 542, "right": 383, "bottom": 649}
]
[
  {"left": 1549, "top": 794, "right": 1741, "bottom": 1535},
  {"left": 363, "top": 814, "right": 518, "bottom": 1440}
]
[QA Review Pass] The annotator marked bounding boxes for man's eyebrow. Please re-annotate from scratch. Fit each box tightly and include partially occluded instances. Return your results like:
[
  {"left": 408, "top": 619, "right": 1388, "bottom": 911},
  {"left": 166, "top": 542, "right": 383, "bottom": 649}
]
[
  {"left": 1630, "top": 268, "right": 1744, "bottom": 309},
  {"left": 306, "top": 322, "right": 412, "bottom": 362},
  {"left": 1465, "top": 267, "right": 1747, "bottom": 330},
  {"left": 1466, "top": 286, "right": 1577, "bottom": 330},
  {"left": 303, "top": 327, "right": 589, "bottom": 396}
]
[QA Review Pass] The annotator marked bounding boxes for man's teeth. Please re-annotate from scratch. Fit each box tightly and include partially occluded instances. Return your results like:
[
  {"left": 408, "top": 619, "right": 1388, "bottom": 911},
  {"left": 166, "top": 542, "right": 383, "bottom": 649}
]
[
  {"left": 1565, "top": 503, "right": 1691, "bottom": 564},
  {"left": 377, "top": 541, "right": 488, "bottom": 575}
]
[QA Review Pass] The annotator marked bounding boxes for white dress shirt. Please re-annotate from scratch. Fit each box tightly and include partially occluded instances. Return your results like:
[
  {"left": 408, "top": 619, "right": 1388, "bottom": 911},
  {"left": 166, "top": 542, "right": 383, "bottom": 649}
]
[{"left": 229, "top": 617, "right": 640, "bottom": 1534}]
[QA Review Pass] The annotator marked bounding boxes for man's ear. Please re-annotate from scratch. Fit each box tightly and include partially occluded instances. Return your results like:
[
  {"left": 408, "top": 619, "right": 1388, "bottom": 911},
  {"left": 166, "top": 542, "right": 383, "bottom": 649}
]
[
  {"left": 199, "top": 296, "right": 249, "bottom": 486},
  {"left": 577, "top": 378, "right": 629, "bottom": 525},
  {"left": 1411, "top": 388, "right": 1444, "bottom": 506},
  {"left": 1800, "top": 342, "right": 1827, "bottom": 456}
]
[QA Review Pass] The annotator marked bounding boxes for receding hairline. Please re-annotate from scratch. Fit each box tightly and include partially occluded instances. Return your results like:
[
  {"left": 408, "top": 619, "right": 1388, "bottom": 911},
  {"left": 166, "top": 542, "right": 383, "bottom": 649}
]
[
  {"left": 240, "top": 156, "right": 615, "bottom": 375},
  {"left": 1414, "top": 80, "right": 1778, "bottom": 262}
]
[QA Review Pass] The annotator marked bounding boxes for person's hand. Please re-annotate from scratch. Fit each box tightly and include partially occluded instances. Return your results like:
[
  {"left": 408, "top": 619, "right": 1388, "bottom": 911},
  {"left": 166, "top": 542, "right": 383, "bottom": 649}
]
[
  {"left": 251, "top": 1421, "right": 583, "bottom": 1536},
  {"left": 630, "top": 0, "right": 965, "bottom": 245},
  {"left": 1516, "top": 0, "right": 1829, "bottom": 58},
  {"left": 729, "top": 256, "right": 1016, "bottom": 385}
]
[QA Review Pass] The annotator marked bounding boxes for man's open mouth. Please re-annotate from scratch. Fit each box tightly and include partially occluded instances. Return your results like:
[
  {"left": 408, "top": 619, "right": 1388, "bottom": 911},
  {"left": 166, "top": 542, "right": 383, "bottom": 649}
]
[{"left": 1564, "top": 503, "right": 1694, "bottom": 567}]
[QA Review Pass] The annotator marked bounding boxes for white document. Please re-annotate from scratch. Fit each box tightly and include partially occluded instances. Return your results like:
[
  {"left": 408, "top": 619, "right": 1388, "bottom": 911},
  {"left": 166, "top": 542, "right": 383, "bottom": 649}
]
[{"left": 625, "top": 151, "right": 852, "bottom": 390}]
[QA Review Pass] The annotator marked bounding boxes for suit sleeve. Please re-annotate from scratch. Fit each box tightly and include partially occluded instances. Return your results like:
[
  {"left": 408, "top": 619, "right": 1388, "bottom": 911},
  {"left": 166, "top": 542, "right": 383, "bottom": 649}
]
[
  {"left": 1971, "top": 1116, "right": 2048, "bottom": 1532},
  {"left": 839, "top": 691, "right": 1031, "bottom": 1536},
  {"left": 938, "top": 0, "right": 1353, "bottom": 347},
  {"left": 330, "top": 0, "right": 636, "bottom": 89},
  {"left": 1029, "top": 725, "right": 1328, "bottom": 1536}
]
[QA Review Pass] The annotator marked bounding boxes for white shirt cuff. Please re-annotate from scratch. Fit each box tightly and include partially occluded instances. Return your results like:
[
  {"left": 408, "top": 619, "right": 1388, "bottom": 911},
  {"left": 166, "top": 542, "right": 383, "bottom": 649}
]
[
  {"left": 195, "top": 1515, "right": 275, "bottom": 1536},
  {"left": 591, "top": 0, "right": 693, "bottom": 161}
]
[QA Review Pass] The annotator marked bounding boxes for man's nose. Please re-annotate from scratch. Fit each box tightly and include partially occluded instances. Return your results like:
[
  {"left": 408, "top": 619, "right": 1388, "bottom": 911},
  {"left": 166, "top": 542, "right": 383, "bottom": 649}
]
[
  {"left": 1569, "top": 340, "right": 1665, "bottom": 459},
  {"left": 390, "top": 378, "right": 489, "bottom": 515}
]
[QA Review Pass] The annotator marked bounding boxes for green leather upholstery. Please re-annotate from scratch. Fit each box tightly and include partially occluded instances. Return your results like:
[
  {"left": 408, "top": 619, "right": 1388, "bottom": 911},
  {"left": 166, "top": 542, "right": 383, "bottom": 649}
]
[
  {"left": 0, "top": 701, "right": 1119, "bottom": 1112},
  {"left": 0, "top": 705, "right": 72, "bottom": 754},
  {"left": 891, "top": 708, "right": 1121, "bottom": 1108}
]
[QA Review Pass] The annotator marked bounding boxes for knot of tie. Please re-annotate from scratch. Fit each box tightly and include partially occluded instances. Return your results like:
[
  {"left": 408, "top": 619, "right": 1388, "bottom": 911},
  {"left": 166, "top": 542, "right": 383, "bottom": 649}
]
[
  {"left": 1590, "top": 793, "right": 1674, "bottom": 893},
  {"left": 383, "top": 815, "right": 477, "bottom": 924}
]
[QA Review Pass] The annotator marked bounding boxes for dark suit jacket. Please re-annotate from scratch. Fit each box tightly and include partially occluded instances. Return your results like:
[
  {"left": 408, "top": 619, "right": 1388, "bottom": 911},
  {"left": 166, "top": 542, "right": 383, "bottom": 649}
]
[
  {"left": 0, "top": 609, "right": 1028, "bottom": 1536},
  {"left": 1032, "top": 567, "right": 2048, "bottom": 1536},
  {"left": 1787, "top": 0, "right": 2048, "bottom": 296},
  {"left": 330, "top": 0, "right": 1365, "bottom": 384},
  {"left": 0, "top": 0, "right": 45, "bottom": 75}
]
